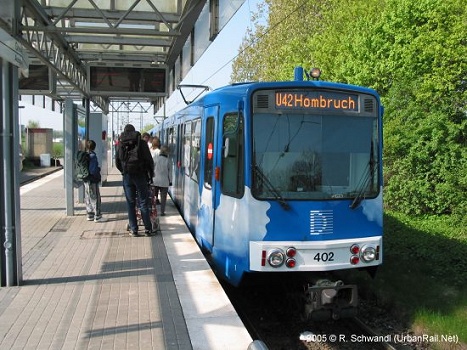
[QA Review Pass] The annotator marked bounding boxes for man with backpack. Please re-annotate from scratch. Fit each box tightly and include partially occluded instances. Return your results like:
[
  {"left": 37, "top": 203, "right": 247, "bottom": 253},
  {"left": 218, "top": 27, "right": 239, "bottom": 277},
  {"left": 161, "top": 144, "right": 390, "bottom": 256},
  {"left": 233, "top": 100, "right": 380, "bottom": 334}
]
[
  {"left": 76, "top": 139, "right": 103, "bottom": 222},
  {"left": 116, "top": 124, "right": 155, "bottom": 236}
]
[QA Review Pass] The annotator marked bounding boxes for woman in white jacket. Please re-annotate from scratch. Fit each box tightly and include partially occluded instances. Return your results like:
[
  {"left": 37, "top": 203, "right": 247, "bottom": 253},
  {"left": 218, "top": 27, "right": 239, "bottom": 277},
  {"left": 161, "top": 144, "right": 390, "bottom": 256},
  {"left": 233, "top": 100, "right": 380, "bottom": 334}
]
[{"left": 152, "top": 145, "right": 171, "bottom": 216}]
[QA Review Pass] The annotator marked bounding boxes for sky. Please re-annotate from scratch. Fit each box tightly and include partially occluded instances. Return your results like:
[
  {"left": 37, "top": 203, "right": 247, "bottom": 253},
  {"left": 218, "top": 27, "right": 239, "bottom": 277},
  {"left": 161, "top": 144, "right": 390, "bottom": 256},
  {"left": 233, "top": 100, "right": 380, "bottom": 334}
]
[
  {"left": 157, "top": 0, "right": 262, "bottom": 117},
  {"left": 19, "top": 0, "right": 262, "bottom": 132},
  {"left": 19, "top": 96, "right": 63, "bottom": 130}
]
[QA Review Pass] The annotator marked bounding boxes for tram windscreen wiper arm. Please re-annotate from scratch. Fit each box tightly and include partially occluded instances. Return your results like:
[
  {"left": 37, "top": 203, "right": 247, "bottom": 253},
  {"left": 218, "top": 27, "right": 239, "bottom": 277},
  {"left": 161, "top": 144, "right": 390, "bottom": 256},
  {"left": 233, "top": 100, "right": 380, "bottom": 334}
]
[
  {"left": 349, "top": 155, "right": 377, "bottom": 210},
  {"left": 254, "top": 165, "right": 290, "bottom": 210},
  {"left": 349, "top": 190, "right": 365, "bottom": 209}
]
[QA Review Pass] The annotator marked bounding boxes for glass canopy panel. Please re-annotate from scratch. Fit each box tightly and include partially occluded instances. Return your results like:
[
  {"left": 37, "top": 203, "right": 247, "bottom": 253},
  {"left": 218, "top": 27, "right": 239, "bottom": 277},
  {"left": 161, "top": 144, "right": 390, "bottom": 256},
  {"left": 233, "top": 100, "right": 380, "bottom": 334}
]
[
  {"left": 219, "top": 0, "right": 244, "bottom": 29},
  {"left": 45, "top": 0, "right": 179, "bottom": 13},
  {"left": 78, "top": 43, "right": 166, "bottom": 52},
  {"left": 116, "top": 0, "right": 179, "bottom": 13}
]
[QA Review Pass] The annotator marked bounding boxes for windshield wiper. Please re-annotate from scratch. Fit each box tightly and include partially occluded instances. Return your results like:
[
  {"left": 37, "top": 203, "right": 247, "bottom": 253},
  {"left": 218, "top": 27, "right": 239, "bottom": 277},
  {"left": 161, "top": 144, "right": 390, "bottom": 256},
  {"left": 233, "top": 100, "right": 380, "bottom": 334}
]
[
  {"left": 350, "top": 150, "right": 377, "bottom": 210},
  {"left": 254, "top": 165, "right": 290, "bottom": 210}
]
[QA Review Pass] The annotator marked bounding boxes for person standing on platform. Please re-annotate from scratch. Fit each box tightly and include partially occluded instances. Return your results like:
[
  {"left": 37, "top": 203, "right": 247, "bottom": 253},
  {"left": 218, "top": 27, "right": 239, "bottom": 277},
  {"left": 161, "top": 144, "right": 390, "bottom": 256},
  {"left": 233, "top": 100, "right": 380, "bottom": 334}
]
[
  {"left": 152, "top": 145, "right": 171, "bottom": 216},
  {"left": 142, "top": 132, "right": 153, "bottom": 150},
  {"left": 116, "top": 124, "right": 154, "bottom": 236},
  {"left": 149, "top": 136, "right": 161, "bottom": 158},
  {"left": 83, "top": 140, "right": 104, "bottom": 222},
  {"left": 150, "top": 136, "right": 162, "bottom": 204}
]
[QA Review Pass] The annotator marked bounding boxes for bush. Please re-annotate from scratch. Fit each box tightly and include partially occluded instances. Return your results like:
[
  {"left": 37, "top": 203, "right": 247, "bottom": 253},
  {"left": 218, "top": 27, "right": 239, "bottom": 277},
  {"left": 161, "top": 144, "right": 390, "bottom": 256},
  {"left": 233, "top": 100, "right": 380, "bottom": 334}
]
[{"left": 52, "top": 142, "right": 64, "bottom": 159}]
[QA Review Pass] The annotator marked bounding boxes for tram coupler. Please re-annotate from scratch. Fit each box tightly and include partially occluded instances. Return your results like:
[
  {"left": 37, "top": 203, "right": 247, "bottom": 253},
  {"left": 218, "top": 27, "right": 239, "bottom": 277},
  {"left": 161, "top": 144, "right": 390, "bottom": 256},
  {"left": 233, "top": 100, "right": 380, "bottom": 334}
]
[{"left": 303, "top": 279, "right": 358, "bottom": 321}]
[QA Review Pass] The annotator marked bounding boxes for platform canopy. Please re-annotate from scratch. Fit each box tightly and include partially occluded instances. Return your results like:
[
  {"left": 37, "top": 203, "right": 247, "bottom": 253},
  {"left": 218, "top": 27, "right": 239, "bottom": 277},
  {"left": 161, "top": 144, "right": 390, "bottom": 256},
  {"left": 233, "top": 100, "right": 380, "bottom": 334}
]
[{"left": 0, "top": 0, "right": 245, "bottom": 113}]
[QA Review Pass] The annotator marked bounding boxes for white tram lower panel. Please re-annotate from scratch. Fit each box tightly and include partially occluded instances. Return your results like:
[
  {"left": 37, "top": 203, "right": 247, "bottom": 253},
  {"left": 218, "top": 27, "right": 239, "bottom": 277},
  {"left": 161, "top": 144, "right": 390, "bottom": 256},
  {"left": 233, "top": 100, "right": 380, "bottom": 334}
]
[{"left": 249, "top": 236, "right": 382, "bottom": 272}]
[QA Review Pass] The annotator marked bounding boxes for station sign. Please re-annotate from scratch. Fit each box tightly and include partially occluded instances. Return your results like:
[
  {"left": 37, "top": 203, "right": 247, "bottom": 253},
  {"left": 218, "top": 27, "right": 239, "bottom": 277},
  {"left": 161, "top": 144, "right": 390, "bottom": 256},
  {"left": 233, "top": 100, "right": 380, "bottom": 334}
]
[
  {"left": 0, "top": 28, "right": 29, "bottom": 71},
  {"left": 87, "top": 63, "right": 168, "bottom": 97},
  {"left": 19, "top": 64, "right": 56, "bottom": 95}
]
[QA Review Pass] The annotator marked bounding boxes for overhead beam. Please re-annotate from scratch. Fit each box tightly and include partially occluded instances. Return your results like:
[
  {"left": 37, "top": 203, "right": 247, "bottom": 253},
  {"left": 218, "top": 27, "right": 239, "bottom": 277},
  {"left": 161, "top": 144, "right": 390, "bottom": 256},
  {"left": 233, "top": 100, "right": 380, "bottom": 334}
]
[
  {"left": 20, "top": 25, "right": 181, "bottom": 37},
  {"left": 77, "top": 52, "right": 167, "bottom": 61},
  {"left": 43, "top": 8, "right": 180, "bottom": 24},
  {"left": 65, "top": 35, "right": 172, "bottom": 47},
  {"left": 19, "top": 0, "right": 109, "bottom": 112}
]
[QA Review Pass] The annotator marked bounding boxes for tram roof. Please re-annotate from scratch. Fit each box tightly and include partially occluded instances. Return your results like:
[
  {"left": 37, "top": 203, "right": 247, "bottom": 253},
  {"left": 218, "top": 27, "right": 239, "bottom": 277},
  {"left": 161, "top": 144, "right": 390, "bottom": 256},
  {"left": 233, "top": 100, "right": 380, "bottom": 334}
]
[{"left": 203, "top": 79, "right": 381, "bottom": 99}]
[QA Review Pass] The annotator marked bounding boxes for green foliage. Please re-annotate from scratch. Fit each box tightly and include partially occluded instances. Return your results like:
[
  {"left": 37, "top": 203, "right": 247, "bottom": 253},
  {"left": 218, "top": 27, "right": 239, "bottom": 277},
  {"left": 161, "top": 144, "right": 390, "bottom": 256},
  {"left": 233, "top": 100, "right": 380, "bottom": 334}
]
[
  {"left": 383, "top": 212, "right": 467, "bottom": 340},
  {"left": 142, "top": 123, "right": 155, "bottom": 134},
  {"left": 344, "top": 212, "right": 467, "bottom": 341},
  {"left": 27, "top": 120, "right": 41, "bottom": 128},
  {"left": 231, "top": 0, "right": 467, "bottom": 219},
  {"left": 376, "top": 0, "right": 467, "bottom": 218},
  {"left": 384, "top": 212, "right": 467, "bottom": 283},
  {"left": 52, "top": 142, "right": 63, "bottom": 158}
]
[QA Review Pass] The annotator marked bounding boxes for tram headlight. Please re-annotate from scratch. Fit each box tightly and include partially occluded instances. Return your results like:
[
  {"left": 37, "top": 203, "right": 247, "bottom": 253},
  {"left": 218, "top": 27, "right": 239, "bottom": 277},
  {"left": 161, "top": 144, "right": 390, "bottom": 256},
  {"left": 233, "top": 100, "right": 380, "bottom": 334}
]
[
  {"left": 267, "top": 249, "right": 285, "bottom": 267},
  {"left": 310, "top": 68, "right": 321, "bottom": 79},
  {"left": 360, "top": 245, "right": 376, "bottom": 262}
]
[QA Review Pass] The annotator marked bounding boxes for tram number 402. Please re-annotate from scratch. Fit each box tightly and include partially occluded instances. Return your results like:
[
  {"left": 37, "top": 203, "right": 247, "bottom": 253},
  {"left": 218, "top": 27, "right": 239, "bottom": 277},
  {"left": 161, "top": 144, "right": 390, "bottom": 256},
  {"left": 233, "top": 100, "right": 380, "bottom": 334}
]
[{"left": 313, "top": 252, "right": 335, "bottom": 262}]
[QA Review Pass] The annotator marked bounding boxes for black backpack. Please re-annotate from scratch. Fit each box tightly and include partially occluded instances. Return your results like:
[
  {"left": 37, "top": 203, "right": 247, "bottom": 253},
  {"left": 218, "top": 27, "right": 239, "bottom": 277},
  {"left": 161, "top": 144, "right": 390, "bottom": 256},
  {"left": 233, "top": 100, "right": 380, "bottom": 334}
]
[
  {"left": 75, "top": 150, "right": 90, "bottom": 181},
  {"left": 120, "top": 131, "right": 142, "bottom": 174}
]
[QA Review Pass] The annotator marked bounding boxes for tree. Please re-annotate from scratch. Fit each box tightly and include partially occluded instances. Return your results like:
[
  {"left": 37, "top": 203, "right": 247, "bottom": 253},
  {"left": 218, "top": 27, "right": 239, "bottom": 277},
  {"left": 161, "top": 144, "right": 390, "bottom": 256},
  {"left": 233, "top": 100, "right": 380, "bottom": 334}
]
[
  {"left": 231, "top": 0, "right": 467, "bottom": 219},
  {"left": 27, "top": 120, "right": 41, "bottom": 128},
  {"left": 231, "top": 1, "right": 269, "bottom": 82},
  {"left": 372, "top": 0, "right": 467, "bottom": 217},
  {"left": 142, "top": 123, "right": 155, "bottom": 134}
]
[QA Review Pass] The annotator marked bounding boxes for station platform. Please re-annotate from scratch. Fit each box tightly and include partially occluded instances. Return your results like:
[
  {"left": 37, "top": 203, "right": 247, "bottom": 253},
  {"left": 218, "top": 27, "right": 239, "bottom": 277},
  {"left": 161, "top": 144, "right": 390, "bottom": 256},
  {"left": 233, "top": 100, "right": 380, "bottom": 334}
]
[{"left": 0, "top": 167, "right": 253, "bottom": 350}]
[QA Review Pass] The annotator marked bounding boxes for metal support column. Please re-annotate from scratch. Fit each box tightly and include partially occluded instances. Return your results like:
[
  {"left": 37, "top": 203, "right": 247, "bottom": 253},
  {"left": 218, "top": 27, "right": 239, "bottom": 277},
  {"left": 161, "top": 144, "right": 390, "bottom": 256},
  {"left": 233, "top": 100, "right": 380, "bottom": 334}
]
[
  {"left": 0, "top": 0, "right": 29, "bottom": 286},
  {"left": 64, "top": 98, "right": 77, "bottom": 216},
  {"left": 0, "top": 59, "right": 23, "bottom": 286}
]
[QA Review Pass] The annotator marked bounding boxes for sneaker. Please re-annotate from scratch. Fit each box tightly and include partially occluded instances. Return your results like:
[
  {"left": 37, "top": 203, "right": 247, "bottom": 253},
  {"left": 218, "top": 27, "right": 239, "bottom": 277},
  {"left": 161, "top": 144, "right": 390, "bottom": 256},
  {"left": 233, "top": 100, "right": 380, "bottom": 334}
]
[
  {"left": 144, "top": 229, "right": 155, "bottom": 236},
  {"left": 129, "top": 231, "right": 138, "bottom": 237},
  {"left": 87, "top": 216, "right": 94, "bottom": 221},
  {"left": 94, "top": 216, "right": 107, "bottom": 222}
]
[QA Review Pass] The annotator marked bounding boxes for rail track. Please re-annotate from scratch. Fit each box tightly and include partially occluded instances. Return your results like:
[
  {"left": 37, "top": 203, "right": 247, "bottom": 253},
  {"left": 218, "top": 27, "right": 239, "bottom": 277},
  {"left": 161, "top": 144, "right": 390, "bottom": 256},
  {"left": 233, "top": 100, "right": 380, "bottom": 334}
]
[{"left": 221, "top": 281, "right": 415, "bottom": 350}]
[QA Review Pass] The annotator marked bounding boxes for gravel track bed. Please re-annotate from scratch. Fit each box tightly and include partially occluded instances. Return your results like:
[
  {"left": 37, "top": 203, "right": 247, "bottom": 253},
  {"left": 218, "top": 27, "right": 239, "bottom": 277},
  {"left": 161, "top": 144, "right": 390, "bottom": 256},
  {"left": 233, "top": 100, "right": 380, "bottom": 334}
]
[{"left": 222, "top": 282, "right": 431, "bottom": 350}]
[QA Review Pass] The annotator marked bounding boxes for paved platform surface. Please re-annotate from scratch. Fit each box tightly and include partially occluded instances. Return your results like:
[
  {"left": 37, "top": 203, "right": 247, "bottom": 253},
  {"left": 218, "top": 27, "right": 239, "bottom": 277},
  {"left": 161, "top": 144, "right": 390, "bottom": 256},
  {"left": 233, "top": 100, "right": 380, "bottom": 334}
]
[{"left": 0, "top": 167, "right": 252, "bottom": 350}]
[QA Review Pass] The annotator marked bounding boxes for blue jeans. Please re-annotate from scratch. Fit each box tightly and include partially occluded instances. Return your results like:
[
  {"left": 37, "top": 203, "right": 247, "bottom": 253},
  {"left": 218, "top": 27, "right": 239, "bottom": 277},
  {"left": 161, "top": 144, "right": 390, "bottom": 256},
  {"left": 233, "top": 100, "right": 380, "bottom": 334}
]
[{"left": 122, "top": 173, "right": 152, "bottom": 232}]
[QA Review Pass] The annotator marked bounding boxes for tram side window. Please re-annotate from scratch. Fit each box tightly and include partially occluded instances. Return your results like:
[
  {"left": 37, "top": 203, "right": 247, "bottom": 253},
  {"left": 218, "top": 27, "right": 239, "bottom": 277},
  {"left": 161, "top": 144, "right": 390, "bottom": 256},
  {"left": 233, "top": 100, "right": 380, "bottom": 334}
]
[
  {"left": 192, "top": 120, "right": 201, "bottom": 182},
  {"left": 222, "top": 113, "right": 244, "bottom": 197},
  {"left": 183, "top": 120, "right": 201, "bottom": 183},
  {"left": 167, "top": 127, "right": 174, "bottom": 154},
  {"left": 204, "top": 117, "right": 215, "bottom": 188},
  {"left": 183, "top": 122, "right": 191, "bottom": 178},
  {"left": 167, "top": 127, "right": 176, "bottom": 179}
]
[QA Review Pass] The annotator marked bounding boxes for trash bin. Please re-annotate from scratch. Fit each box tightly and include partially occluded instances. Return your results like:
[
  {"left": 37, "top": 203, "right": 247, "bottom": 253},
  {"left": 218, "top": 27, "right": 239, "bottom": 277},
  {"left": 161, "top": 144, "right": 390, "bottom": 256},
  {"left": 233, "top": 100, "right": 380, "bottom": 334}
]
[{"left": 40, "top": 153, "right": 51, "bottom": 167}]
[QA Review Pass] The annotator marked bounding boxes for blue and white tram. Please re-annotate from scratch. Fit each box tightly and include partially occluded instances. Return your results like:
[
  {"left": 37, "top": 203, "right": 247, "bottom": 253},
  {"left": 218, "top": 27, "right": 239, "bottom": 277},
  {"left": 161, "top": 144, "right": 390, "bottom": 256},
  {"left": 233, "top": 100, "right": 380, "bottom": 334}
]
[{"left": 151, "top": 67, "right": 383, "bottom": 319}]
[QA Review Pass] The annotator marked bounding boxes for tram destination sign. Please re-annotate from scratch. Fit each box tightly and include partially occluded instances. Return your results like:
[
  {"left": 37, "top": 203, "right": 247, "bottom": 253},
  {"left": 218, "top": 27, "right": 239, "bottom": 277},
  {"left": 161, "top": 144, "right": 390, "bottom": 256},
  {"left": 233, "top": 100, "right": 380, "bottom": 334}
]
[{"left": 275, "top": 90, "right": 359, "bottom": 112}]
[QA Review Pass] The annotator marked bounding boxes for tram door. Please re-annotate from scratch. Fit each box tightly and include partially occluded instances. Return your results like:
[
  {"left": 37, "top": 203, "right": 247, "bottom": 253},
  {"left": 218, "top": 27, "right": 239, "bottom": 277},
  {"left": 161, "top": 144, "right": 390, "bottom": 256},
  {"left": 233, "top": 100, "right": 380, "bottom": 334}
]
[
  {"left": 174, "top": 124, "right": 184, "bottom": 210},
  {"left": 201, "top": 106, "right": 219, "bottom": 247}
]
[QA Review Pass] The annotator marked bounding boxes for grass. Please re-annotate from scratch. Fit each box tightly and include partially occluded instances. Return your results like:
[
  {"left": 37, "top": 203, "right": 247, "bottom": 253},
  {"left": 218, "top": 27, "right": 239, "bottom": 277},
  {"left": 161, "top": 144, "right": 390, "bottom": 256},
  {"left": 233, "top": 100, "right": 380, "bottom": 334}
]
[{"left": 347, "top": 211, "right": 467, "bottom": 348}]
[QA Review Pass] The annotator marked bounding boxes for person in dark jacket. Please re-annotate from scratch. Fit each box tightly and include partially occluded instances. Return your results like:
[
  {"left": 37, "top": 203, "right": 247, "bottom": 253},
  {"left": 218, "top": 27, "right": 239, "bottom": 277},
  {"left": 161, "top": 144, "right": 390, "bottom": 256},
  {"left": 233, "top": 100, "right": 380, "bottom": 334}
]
[
  {"left": 116, "top": 124, "right": 154, "bottom": 236},
  {"left": 84, "top": 140, "right": 103, "bottom": 222}
]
